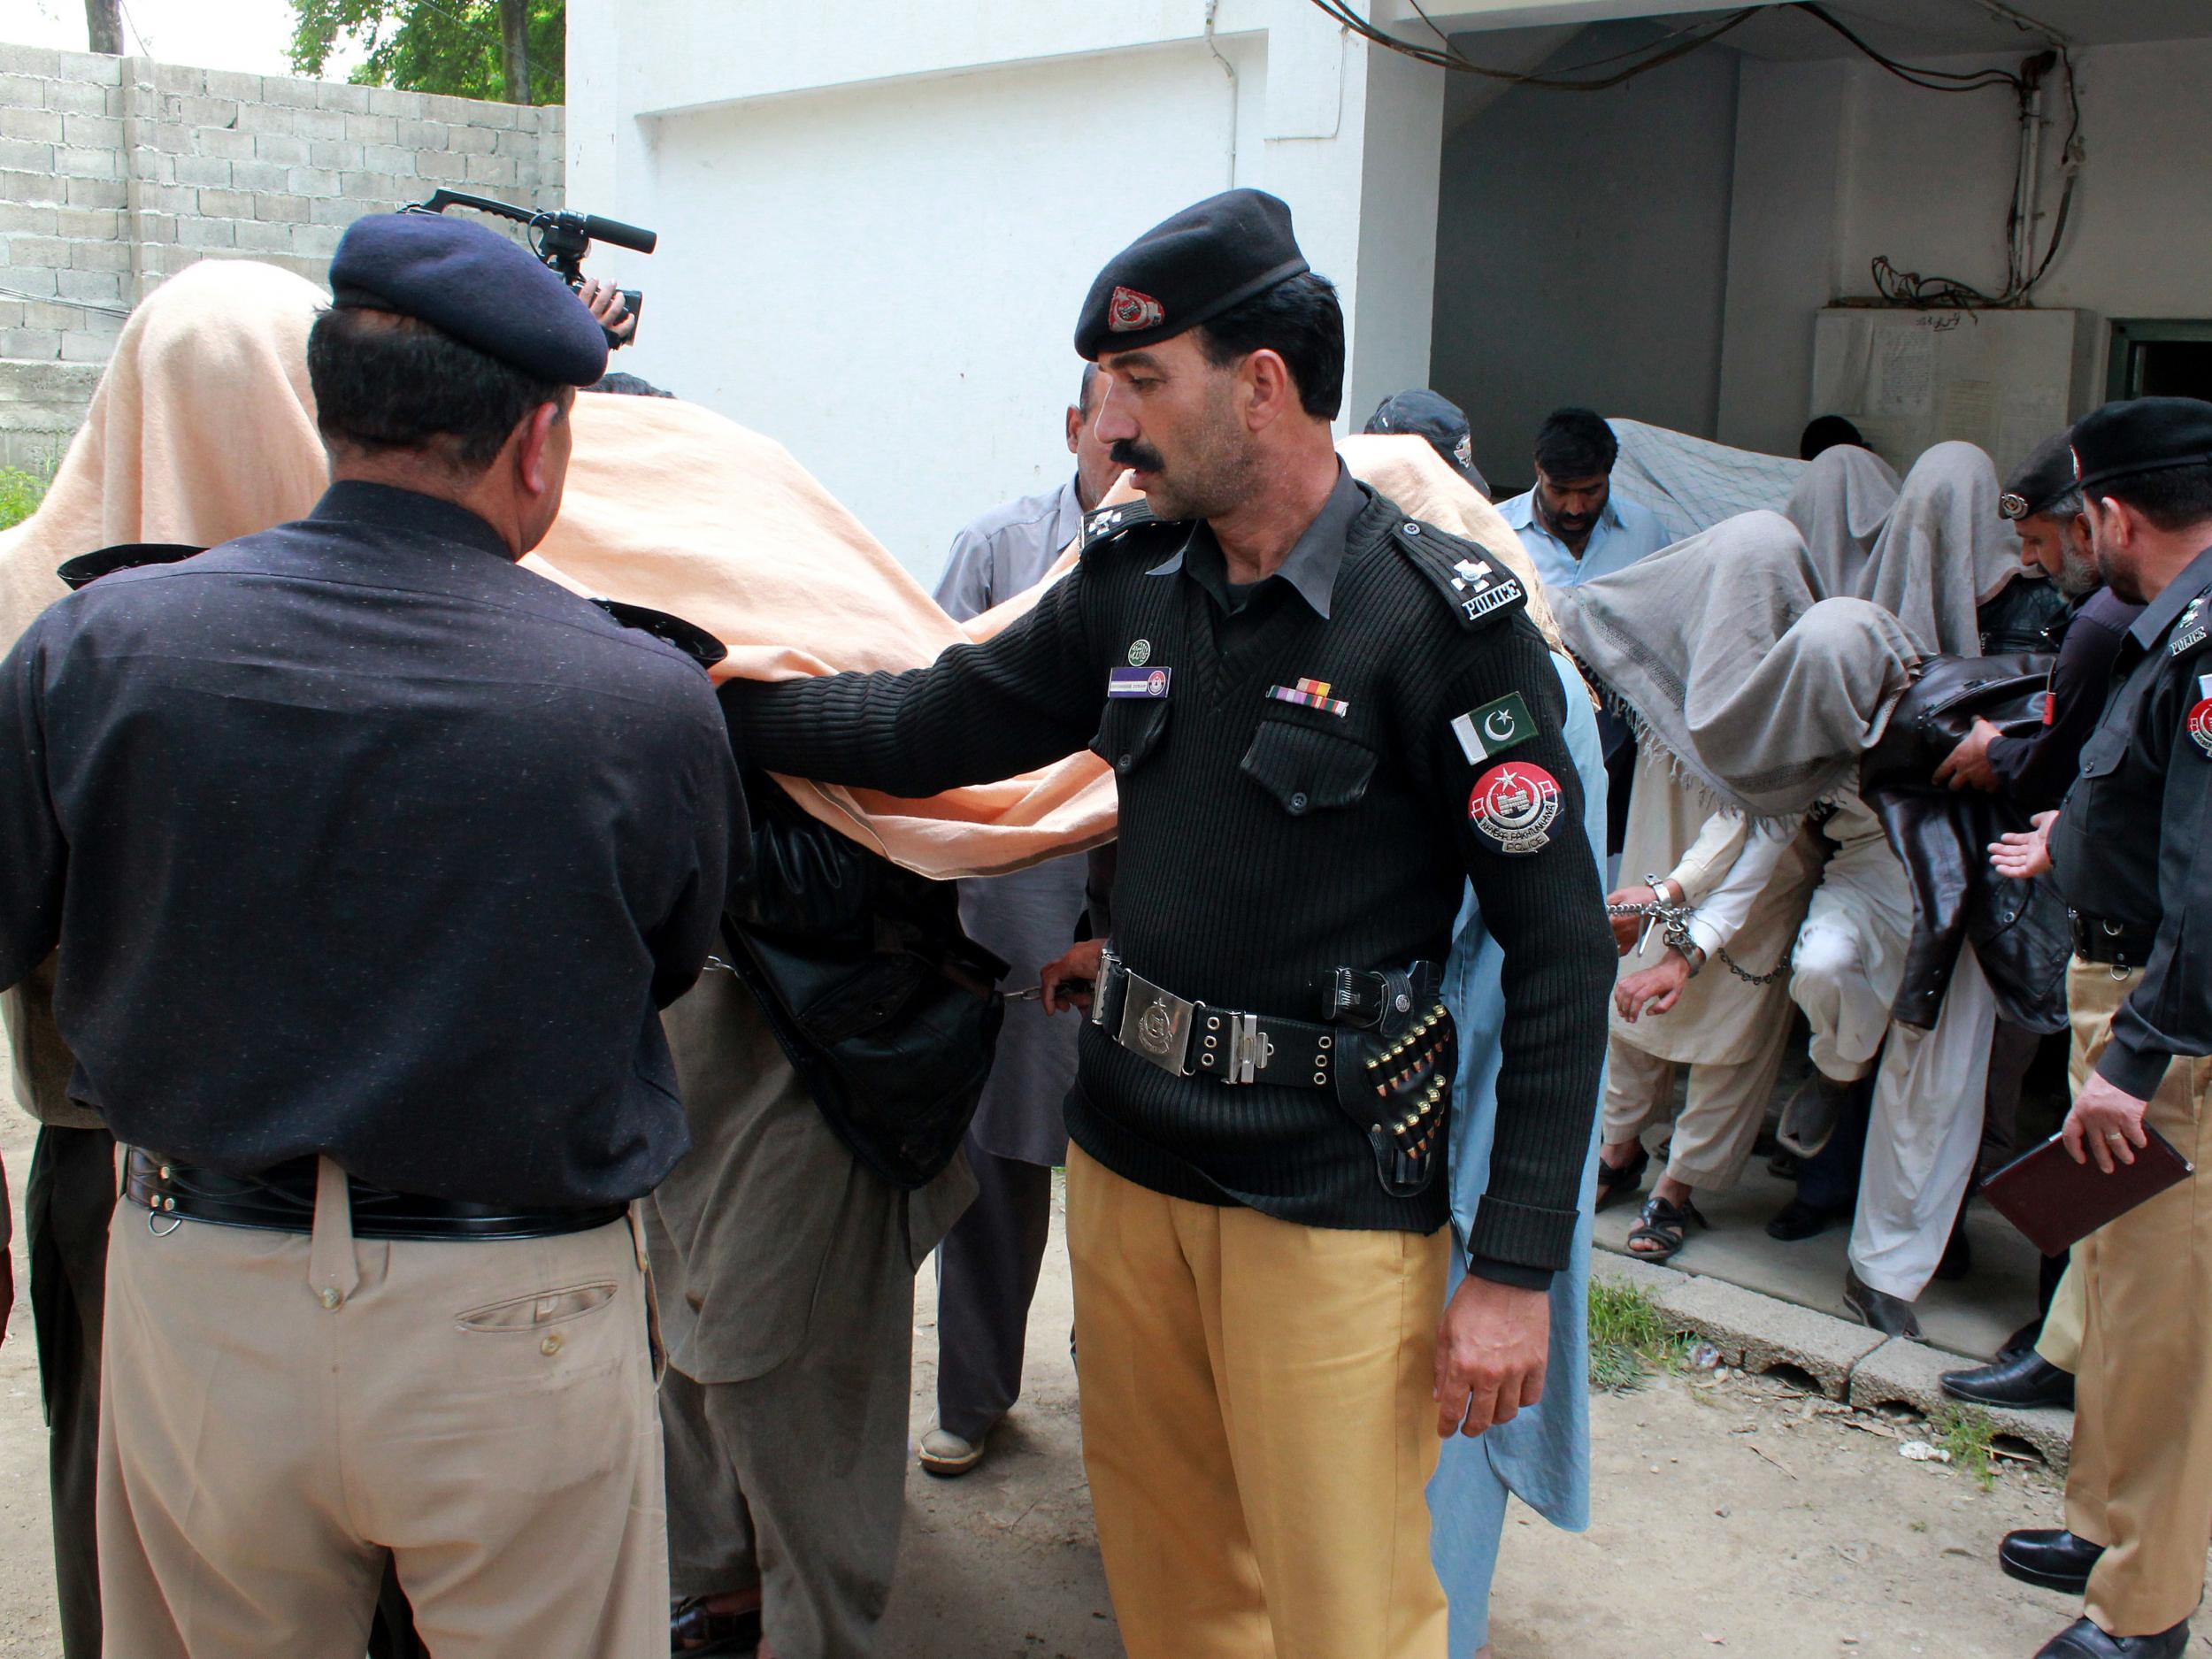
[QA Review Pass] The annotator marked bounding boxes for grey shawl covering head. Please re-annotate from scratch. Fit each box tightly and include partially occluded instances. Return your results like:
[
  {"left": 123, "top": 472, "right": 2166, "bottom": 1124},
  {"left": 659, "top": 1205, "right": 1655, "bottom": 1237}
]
[
  {"left": 1551, "top": 511, "right": 1922, "bottom": 819},
  {"left": 1855, "top": 441, "right": 2022, "bottom": 655},
  {"left": 1784, "top": 444, "right": 1901, "bottom": 594}
]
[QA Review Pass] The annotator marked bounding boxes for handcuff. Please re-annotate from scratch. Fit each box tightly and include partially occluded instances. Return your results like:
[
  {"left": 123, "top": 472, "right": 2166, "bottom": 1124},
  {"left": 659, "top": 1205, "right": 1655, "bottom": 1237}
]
[{"left": 1606, "top": 873, "right": 1782, "bottom": 987}]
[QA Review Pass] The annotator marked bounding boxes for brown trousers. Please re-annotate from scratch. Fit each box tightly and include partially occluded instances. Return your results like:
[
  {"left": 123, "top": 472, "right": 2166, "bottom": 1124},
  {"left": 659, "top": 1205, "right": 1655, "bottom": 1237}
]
[
  {"left": 1064, "top": 1145, "right": 1450, "bottom": 1659},
  {"left": 97, "top": 1162, "right": 667, "bottom": 1658},
  {"left": 2062, "top": 963, "right": 2212, "bottom": 1636}
]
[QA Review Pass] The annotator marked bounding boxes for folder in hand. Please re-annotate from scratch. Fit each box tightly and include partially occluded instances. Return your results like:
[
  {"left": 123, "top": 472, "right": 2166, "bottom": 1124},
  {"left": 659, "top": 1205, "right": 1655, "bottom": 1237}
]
[{"left": 1978, "top": 1125, "right": 2196, "bottom": 1257}]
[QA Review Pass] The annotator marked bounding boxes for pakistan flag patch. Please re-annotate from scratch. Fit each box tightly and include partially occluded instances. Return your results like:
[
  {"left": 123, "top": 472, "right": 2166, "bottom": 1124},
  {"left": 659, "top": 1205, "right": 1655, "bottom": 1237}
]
[{"left": 1450, "top": 692, "right": 1537, "bottom": 764}]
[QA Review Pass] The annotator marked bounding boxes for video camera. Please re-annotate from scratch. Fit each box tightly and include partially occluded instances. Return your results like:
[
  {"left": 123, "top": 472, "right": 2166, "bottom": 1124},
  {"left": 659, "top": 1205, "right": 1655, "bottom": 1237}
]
[{"left": 404, "top": 188, "right": 657, "bottom": 350}]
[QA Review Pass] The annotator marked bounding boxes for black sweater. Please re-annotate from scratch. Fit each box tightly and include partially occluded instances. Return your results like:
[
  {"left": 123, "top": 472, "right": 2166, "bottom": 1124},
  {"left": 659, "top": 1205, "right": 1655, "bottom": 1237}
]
[{"left": 722, "top": 488, "right": 1612, "bottom": 1276}]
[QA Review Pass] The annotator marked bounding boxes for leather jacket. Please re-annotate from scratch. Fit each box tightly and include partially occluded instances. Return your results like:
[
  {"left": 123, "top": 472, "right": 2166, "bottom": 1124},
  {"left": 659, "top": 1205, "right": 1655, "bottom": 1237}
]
[
  {"left": 1860, "top": 654, "right": 2070, "bottom": 1033},
  {"left": 720, "top": 770, "right": 1007, "bottom": 1189}
]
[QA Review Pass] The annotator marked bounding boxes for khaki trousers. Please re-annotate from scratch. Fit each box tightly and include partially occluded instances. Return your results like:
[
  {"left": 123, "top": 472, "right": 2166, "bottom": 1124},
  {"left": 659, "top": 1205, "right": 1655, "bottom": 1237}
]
[
  {"left": 1601, "top": 1014, "right": 1794, "bottom": 1194},
  {"left": 98, "top": 1161, "right": 667, "bottom": 1659},
  {"left": 2060, "top": 963, "right": 2212, "bottom": 1637},
  {"left": 2037, "top": 1259, "right": 2087, "bottom": 1372},
  {"left": 1064, "top": 1145, "right": 1449, "bottom": 1659}
]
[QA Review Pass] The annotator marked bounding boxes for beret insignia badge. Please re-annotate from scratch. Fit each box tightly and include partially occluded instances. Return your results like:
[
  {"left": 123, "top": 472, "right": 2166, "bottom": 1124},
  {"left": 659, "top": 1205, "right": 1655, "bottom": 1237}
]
[{"left": 1109, "top": 285, "right": 1165, "bottom": 334}]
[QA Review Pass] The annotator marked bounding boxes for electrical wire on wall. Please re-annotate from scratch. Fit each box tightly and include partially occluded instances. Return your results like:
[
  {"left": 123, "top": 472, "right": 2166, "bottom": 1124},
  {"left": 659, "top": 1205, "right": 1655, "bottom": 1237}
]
[{"left": 1305, "top": 0, "right": 2085, "bottom": 309}]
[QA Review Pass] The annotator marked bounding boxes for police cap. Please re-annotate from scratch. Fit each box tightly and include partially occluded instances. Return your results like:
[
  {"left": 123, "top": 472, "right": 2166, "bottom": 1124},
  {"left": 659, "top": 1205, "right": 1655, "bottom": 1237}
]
[
  {"left": 329, "top": 210, "right": 608, "bottom": 386},
  {"left": 2000, "top": 430, "right": 2080, "bottom": 521},
  {"left": 1073, "top": 188, "right": 1309, "bottom": 361},
  {"left": 1364, "top": 388, "right": 1489, "bottom": 495},
  {"left": 2071, "top": 396, "right": 2212, "bottom": 495}
]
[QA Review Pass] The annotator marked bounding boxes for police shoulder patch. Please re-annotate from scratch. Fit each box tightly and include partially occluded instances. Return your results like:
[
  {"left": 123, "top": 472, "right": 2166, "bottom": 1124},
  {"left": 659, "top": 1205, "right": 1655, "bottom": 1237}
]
[
  {"left": 1390, "top": 518, "right": 1526, "bottom": 633},
  {"left": 1079, "top": 498, "right": 1165, "bottom": 556},
  {"left": 2170, "top": 588, "right": 2210, "bottom": 659}
]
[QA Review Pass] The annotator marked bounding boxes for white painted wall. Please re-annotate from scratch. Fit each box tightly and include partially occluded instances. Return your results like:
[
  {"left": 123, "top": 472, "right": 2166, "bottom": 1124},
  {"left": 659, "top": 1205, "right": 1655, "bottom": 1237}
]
[
  {"left": 1715, "top": 36, "right": 2212, "bottom": 456},
  {"left": 569, "top": 0, "right": 1446, "bottom": 580},
  {"left": 1428, "top": 27, "right": 1741, "bottom": 492}
]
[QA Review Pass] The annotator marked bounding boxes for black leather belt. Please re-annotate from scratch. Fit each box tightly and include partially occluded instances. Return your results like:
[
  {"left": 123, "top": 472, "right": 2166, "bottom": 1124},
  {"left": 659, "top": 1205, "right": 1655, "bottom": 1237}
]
[
  {"left": 1090, "top": 951, "right": 1338, "bottom": 1089},
  {"left": 123, "top": 1148, "right": 629, "bottom": 1242},
  {"left": 2069, "top": 910, "right": 2156, "bottom": 971}
]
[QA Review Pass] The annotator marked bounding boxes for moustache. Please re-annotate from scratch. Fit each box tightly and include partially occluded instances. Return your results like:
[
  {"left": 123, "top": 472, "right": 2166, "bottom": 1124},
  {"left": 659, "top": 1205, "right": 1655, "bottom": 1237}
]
[{"left": 1110, "top": 440, "right": 1166, "bottom": 473}]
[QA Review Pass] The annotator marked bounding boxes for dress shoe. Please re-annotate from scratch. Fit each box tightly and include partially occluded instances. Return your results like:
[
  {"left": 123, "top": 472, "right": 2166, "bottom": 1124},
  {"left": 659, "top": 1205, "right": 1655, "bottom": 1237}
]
[
  {"left": 1766, "top": 1197, "right": 1849, "bottom": 1241},
  {"left": 918, "top": 1425, "right": 989, "bottom": 1478},
  {"left": 1843, "top": 1268, "right": 1923, "bottom": 1340},
  {"left": 2001, "top": 1528, "right": 2105, "bottom": 1594},
  {"left": 1943, "top": 1349, "right": 2074, "bottom": 1410},
  {"left": 2032, "top": 1615, "right": 2190, "bottom": 1657}
]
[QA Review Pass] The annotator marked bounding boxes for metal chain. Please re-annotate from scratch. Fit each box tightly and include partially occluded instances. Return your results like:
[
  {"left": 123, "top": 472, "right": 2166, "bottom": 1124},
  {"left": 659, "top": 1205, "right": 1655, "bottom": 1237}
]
[{"left": 1605, "top": 900, "right": 1787, "bottom": 987}]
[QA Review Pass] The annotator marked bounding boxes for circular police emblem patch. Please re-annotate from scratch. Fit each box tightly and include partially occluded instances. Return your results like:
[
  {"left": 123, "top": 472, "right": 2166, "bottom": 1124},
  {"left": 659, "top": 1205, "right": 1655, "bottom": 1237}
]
[
  {"left": 1128, "top": 640, "right": 1151, "bottom": 667},
  {"left": 1469, "top": 762, "right": 1561, "bottom": 854},
  {"left": 2189, "top": 696, "right": 2212, "bottom": 758}
]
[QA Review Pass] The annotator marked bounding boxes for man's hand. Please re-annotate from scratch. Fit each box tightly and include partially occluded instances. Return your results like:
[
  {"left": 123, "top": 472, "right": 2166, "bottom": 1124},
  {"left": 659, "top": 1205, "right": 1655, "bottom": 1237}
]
[
  {"left": 1040, "top": 938, "right": 1103, "bottom": 1015},
  {"left": 2062, "top": 1071, "right": 2151, "bottom": 1173},
  {"left": 1989, "top": 810, "right": 2058, "bottom": 880},
  {"left": 1435, "top": 1271, "right": 1548, "bottom": 1438},
  {"left": 1934, "top": 716, "right": 2003, "bottom": 792},
  {"left": 578, "top": 276, "right": 635, "bottom": 342},
  {"left": 1603, "top": 883, "right": 1655, "bottom": 955},
  {"left": 1615, "top": 948, "right": 1693, "bottom": 1022}
]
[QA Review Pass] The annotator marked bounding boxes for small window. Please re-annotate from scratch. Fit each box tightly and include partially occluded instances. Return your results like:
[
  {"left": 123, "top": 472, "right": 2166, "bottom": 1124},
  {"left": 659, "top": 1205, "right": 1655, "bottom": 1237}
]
[{"left": 2107, "top": 320, "right": 2212, "bottom": 403}]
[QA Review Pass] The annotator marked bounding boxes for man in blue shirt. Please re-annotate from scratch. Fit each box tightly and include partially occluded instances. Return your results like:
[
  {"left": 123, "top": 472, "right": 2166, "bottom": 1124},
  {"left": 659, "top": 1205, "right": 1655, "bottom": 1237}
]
[{"left": 1497, "top": 408, "right": 1670, "bottom": 589}]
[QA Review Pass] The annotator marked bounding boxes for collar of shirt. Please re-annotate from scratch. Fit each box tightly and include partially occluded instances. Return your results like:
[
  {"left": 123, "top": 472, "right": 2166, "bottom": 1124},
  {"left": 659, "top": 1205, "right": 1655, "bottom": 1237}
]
[
  {"left": 307, "top": 480, "right": 517, "bottom": 564},
  {"left": 1500, "top": 488, "right": 1627, "bottom": 540},
  {"left": 2125, "top": 541, "right": 2212, "bottom": 649},
  {"left": 1146, "top": 462, "right": 1363, "bottom": 620}
]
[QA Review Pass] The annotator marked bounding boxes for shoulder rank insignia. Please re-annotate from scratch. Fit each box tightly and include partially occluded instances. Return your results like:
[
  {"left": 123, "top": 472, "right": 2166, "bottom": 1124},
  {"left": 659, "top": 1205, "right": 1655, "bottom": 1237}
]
[
  {"left": 1391, "top": 518, "right": 1525, "bottom": 632},
  {"left": 2170, "top": 591, "right": 2208, "bottom": 658},
  {"left": 1080, "top": 498, "right": 1163, "bottom": 553}
]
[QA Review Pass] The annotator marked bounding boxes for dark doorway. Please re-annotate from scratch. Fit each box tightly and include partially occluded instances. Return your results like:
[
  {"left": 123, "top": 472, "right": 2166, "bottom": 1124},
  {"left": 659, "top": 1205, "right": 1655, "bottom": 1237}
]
[{"left": 2108, "top": 321, "right": 2212, "bottom": 403}]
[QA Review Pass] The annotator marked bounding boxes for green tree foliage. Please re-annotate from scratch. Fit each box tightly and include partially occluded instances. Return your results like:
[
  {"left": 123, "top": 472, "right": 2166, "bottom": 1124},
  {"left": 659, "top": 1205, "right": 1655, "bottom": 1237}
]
[{"left": 288, "top": 0, "right": 564, "bottom": 106}]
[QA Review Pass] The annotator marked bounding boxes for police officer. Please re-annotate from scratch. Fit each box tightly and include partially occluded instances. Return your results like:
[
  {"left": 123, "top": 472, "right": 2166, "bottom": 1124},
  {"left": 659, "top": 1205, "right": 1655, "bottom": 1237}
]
[
  {"left": 718, "top": 189, "right": 1614, "bottom": 1659},
  {"left": 0, "top": 211, "right": 741, "bottom": 1658},
  {"left": 1993, "top": 397, "right": 2212, "bottom": 1659}
]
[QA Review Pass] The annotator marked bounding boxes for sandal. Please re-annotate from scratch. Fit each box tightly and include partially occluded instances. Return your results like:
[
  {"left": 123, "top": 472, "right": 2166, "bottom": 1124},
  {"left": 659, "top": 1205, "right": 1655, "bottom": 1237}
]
[
  {"left": 672, "top": 1597, "right": 764, "bottom": 1656},
  {"left": 1627, "top": 1193, "right": 1705, "bottom": 1263},
  {"left": 1594, "top": 1142, "right": 1649, "bottom": 1213}
]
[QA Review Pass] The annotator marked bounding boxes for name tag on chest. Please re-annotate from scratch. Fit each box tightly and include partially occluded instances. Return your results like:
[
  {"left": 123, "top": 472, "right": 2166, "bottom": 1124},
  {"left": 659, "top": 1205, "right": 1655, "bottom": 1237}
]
[{"left": 1108, "top": 665, "right": 1172, "bottom": 699}]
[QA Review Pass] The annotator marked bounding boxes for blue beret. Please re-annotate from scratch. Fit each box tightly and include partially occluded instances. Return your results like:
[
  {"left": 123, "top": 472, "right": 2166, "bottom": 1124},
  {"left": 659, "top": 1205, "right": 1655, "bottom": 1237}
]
[
  {"left": 2071, "top": 396, "right": 2212, "bottom": 495},
  {"left": 329, "top": 211, "right": 608, "bottom": 386},
  {"left": 1074, "top": 189, "right": 1309, "bottom": 361}
]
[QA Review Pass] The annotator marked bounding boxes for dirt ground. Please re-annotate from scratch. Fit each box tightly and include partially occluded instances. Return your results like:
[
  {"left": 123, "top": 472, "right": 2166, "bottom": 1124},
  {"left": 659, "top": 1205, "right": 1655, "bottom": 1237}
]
[{"left": 0, "top": 1110, "right": 2169, "bottom": 1659}]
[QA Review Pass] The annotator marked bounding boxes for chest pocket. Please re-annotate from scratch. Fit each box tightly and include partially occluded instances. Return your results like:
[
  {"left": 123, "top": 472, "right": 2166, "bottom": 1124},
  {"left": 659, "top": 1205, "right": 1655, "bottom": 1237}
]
[
  {"left": 2076, "top": 720, "right": 2129, "bottom": 781},
  {"left": 1240, "top": 713, "right": 1377, "bottom": 817},
  {"left": 1091, "top": 696, "right": 1171, "bottom": 778}
]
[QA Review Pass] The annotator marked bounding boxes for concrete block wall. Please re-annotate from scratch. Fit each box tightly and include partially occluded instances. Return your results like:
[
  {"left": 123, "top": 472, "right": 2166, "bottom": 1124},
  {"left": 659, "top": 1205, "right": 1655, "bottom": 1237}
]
[{"left": 0, "top": 42, "right": 565, "bottom": 468}]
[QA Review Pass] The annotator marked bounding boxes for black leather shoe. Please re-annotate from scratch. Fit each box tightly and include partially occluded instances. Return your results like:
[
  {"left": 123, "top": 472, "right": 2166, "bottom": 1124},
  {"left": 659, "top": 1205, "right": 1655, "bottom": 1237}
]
[
  {"left": 1943, "top": 1350, "right": 2075, "bottom": 1410},
  {"left": 1767, "top": 1198, "right": 1848, "bottom": 1241},
  {"left": 2001, "top": 1529, "right": 2104, "bottom": 1594},
  {"left": 2032, "top": 1615, "right": 2190, "bottom": 1657},
  {"left": 1843, "top": 1268, "right": 1923, "bottom": 1340}
]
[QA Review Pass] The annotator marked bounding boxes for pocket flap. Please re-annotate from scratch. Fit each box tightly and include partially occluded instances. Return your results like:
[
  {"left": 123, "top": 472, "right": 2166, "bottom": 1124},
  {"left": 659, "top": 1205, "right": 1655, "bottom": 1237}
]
[
  {"left": 1090, "top": 697, "right": 1171, "bottom": 776},
  {"left": 1240, "top": 717, "right": 1377, "bottom": 815}
]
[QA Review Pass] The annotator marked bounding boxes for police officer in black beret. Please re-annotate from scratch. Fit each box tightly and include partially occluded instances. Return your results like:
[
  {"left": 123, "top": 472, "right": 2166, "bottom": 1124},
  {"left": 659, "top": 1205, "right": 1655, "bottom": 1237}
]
[
  {"left": 720, "top": 188, "right": 1613, "bottom": 1659},
  {"left": 0, "top": 211, "right": 742, "bottom": 1657},
  {"left": 1985, "top": 397, "right": 2212, "bottom": 1659}
]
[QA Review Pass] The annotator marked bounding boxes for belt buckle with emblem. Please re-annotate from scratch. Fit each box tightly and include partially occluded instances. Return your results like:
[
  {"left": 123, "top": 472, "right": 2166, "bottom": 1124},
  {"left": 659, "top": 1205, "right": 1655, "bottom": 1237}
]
[{"left": 1116, "top": 967, "right": 1195, "bottom": 1077}]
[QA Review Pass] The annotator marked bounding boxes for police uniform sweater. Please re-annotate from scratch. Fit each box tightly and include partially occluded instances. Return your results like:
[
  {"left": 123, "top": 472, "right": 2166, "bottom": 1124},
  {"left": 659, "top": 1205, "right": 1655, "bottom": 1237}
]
[{"left": 723, "top": 488, "right": 1613, "bottom": 1275}]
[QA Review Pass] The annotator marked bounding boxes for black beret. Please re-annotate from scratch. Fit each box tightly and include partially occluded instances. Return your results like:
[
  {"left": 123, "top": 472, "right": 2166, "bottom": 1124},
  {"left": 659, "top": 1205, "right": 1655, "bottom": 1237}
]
[
  {"left": 2071, "top": 396, "right": 2212, "bottom": 495},
  {"left": 1364, "top": 388, "right": 1489, "bottom": 495},
  {"left": 329, "top": 211, "right": 608, "bottom": 386},
  {"left": 1074, "top": 188, "right": 1309, "bottom": 361},
  {"left": 2000, "top": 430, "right": 2081, "bottom": 520}
]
